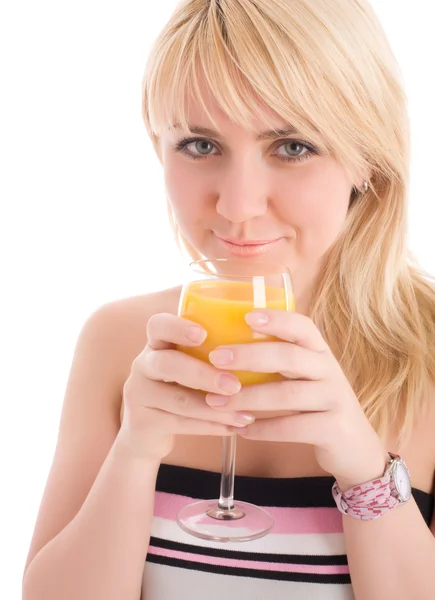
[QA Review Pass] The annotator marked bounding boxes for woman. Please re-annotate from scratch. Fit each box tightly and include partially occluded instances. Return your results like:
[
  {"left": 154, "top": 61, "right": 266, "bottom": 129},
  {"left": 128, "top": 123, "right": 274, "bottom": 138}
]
[{"left": 22, "top": 1, "right": 435, "bottom": 599}]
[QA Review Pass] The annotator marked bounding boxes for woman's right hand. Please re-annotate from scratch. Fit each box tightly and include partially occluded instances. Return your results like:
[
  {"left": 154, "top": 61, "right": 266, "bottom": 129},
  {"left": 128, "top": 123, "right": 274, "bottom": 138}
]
[{"left": 117, "top": 313, "right": 255, "bottom": 461}]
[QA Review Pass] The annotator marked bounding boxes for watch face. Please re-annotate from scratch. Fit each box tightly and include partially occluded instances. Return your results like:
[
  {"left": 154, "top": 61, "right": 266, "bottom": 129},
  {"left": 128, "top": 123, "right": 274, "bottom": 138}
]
[{"left": 394, "top": 462, "right": 412, "bottom": 501}]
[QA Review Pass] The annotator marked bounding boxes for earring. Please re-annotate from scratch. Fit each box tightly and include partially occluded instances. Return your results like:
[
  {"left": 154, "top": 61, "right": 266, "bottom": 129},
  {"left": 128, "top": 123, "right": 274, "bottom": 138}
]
[{"left": 362, "top": 180, "right": 369, "bottom": 193}]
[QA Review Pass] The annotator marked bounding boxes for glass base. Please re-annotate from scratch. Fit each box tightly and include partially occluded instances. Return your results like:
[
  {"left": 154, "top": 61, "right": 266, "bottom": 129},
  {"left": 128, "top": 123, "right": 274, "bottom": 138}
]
[{"left": 177, "top": 499, "right": 274, "bottom": 542}]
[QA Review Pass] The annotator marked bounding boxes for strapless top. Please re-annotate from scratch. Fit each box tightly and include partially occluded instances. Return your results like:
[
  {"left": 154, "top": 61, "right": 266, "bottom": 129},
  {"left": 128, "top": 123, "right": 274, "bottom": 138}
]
[{"left": 141, "top": 464, "right": 433, "bottom": 600}]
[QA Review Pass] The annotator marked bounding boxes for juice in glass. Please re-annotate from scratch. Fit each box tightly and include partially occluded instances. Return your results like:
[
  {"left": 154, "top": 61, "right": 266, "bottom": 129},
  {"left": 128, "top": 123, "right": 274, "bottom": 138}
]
[{"left": 177, "top": 279, "right": 295, "bottom": 386}]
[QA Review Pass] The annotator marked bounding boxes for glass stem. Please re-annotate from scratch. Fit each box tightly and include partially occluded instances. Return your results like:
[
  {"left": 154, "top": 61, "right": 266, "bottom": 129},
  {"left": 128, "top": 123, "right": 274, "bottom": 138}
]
[{"left": 218, "top": 433, "right": 237, "bottom": 510}]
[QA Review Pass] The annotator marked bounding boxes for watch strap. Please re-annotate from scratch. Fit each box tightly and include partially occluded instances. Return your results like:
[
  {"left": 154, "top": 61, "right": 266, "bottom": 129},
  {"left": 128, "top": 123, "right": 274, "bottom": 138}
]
[{"left": 331, "top": 453, "right": 408, "bottom": 520}]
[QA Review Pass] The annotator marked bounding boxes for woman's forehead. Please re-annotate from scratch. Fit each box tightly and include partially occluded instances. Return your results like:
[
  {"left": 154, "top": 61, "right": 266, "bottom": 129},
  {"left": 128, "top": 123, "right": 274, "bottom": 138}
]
[{"left": 168, "top": 92, "right": 291, "bottom": 137}]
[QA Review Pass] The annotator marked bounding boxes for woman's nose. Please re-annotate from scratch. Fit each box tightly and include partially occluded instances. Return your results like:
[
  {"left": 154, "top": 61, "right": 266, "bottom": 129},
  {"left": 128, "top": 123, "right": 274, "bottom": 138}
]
[{"left": 215, "top": 161, "right": 268, "bottom": 223}]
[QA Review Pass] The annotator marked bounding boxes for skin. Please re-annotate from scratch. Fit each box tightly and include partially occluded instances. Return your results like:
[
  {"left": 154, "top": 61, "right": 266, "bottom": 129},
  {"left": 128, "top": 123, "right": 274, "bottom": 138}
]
[{"left": 158, "top": 81, "right": 367, "bottom": 315}]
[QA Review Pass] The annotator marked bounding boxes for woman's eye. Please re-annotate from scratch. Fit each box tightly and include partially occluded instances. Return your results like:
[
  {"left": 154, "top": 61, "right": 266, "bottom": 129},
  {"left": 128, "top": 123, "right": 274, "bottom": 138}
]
[
  {"left": 190, "top": 140, "right": 217, "bottom": 155},
  {"left": 183, "top": 140, "right": 218, "bottom": 156},
  {"left": 276, "top": 142, "right": 309, "bottom": 158}
]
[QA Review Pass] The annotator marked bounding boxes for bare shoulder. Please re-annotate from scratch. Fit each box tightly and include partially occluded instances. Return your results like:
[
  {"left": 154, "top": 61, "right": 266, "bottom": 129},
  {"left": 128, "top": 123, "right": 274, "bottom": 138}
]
[
  {"left": 103, "top": 285, "right": 182, "bottom": 383},
  {"left": 101, "top": 286, "right": 182, "bottom": 424},
  {"left": 112, "top": 285, "right": 181, "bottom": 323},
  {"left": 22, "top": 285, "right": 181, "bottom": 576}
]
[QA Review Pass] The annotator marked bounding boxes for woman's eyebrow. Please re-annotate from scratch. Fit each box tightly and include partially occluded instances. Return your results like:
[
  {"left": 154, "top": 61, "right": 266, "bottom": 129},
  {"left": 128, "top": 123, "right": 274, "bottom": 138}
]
[{"left": 171, "top": 124, "right": 301, "bottom": 141}]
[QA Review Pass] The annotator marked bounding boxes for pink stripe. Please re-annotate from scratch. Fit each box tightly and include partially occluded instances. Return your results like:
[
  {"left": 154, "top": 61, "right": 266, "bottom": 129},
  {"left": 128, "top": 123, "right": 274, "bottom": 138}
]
[
  {"left": 154, "top": 491, "right": 343, "bottom": 534},
  {"left": 149, "top": 545, "right": 349, "bottom": 575}
]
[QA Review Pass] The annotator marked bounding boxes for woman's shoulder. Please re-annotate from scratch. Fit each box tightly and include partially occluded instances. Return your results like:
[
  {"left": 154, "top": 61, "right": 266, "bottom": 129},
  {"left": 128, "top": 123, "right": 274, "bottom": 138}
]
[
  {"left": 92, "top": 286, "right": 182, "bottom": 422},
  {"left": 97, "top": 283, "right": 181, "bottom": 359},
  {"left": 94, "top": 285, "right": 182, "bottom": 339},
  {"left": 102, "top": 285, "right": 182, "bottom": 319}
]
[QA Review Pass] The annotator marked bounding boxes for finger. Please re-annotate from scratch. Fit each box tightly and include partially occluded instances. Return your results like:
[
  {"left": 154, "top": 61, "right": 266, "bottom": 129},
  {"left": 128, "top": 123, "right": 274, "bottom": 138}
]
[
  {"left": 146, "top": 312, "right": 207, "bottom": 351},
  {"left": 209, "top": 342, "right": 328, "bottom": 380},
  {"left": 244, "top": 310, "right": 329, "bottom": 352},
  {"left": 138, "top": 379, "right": 255, "bottom": 429},
  {"left": 147, "top": 408, "right": 237, "bottom": 437},
  {"left": 235, "top": 411, "right": 329, "bottom": 444},
  {"left": 138, "top": 347, "right": 242, "bottom": 395},
  {"left": 206, "top": 379, "right": 329, "bottom": 412}
]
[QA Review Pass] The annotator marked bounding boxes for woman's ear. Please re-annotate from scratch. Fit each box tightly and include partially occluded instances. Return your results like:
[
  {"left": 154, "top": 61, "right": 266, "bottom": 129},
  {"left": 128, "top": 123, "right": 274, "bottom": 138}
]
[{"left": 359, "top": 166, "right": 373, "bottom": 190}]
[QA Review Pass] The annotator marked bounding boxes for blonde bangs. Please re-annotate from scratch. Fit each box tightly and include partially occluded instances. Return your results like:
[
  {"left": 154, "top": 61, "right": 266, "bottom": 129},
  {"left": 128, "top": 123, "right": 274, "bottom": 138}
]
[
  {"left": 143, "top": 0, "right": 356, "bottom": 164},
  {"left": 143, "top": 0, "right": 406, "bottom": 184}
]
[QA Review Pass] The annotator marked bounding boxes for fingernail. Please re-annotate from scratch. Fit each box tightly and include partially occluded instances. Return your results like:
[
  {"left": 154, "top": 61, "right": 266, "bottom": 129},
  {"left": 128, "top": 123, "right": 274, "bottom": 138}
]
[
  {"left": 234, "top": 413, "right": 255, "bottom": 425},
  {"left": 218, "top": 374, "right": 241, "bottom": 394},
  {"left": 206, "top": 393, "right": 229, "bottom": 406},
  {"left": 245, "top": 312, "right": 269, "bottom": 326},
  {"left": 186, "top": 326, "right": 207, "bottom": 343},
  {"left": 209, "top": 349, "right": 233, "bottom": 365}
]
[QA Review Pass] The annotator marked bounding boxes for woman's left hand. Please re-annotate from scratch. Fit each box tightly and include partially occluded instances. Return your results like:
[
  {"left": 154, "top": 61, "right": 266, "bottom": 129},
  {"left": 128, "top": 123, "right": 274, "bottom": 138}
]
[{"left": 206, "top": 309, "right": 390, "bottom": 492}]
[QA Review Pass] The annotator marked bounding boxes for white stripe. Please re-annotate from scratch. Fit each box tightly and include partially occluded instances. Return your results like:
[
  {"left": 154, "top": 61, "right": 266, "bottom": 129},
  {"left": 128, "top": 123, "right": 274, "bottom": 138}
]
[
  {"left": 142, "top": 562, "right": 355, "bottom": 600},
  {"left": 150, "top": 516, "right": 348, "bottom": 556}
]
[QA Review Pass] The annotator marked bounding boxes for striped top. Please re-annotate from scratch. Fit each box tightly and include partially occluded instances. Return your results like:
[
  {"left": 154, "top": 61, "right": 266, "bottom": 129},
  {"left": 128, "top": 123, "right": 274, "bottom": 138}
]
[{"left": 142, "top": 464, "right": 433, "bottom": 599}]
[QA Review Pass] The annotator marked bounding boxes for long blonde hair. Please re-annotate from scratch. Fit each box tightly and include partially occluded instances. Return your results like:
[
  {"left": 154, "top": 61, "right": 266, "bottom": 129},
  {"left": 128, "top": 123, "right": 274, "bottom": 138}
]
[{"left": 142, "top": 0, "right": 435, "bottom": 451}]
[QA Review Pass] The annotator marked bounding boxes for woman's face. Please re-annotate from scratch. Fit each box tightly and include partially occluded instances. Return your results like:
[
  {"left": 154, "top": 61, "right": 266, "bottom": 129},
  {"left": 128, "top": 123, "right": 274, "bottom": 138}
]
[{"left": 159, "top": 83, "right": 359, "bottom": 312}]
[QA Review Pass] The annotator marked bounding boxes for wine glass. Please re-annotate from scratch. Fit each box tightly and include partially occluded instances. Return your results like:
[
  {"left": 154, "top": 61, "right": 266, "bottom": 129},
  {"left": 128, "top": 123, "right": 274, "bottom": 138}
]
[{"left": 176, "top": 259, "right": 294, "bottom": 542}]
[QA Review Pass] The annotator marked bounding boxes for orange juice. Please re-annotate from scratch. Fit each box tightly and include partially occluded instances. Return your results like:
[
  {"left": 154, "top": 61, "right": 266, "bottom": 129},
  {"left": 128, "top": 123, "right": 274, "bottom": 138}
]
[{"left": 177, "top": 280, "right": 295, "bottom": 386}]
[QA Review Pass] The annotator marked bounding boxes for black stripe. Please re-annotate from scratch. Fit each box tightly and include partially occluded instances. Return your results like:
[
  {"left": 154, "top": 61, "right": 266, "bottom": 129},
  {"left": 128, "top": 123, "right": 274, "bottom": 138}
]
[
  {"left": 412, "top": 489, "right": 434, "bottom": 526},
  {"left": 149, "top": 536, "right": 348, "bottom": 566},
  {"left": 147, "top": 554, "right": 352, "bottom": 585},
  {"left": 156, "top": 464, "right": 434, "bottom": 523},
  {"left": 157, "top": 464, "right": 338, "bottom": 507}
]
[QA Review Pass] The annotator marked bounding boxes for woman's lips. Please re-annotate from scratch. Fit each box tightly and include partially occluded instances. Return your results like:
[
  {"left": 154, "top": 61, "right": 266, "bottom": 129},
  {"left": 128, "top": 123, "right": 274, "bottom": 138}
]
[{"left": 216, "top": 236, "right": 282, "bottom": 257}]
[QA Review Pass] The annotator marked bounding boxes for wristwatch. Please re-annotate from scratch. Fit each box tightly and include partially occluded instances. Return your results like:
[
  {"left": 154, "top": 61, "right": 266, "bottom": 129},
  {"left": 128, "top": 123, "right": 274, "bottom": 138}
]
[{"left": 331, "top": 452, "right": 412, "bottom": 520}]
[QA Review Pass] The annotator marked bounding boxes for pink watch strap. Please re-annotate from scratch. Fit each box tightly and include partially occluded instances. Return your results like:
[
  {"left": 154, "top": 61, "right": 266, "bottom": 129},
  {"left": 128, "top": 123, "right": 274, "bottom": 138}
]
[{"left": 331, "top": 453, "right": 409, "bottom": 520}]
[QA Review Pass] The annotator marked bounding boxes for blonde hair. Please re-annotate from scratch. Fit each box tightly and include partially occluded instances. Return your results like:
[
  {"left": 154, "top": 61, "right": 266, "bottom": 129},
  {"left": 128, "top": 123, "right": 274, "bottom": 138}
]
[{"left": 142, "top": 0, "right": 435, "bottom": 451}]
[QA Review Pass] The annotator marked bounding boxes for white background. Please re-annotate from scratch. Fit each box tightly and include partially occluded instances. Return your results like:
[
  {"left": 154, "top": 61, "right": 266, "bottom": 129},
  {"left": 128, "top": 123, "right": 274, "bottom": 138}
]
[{"left": 1, "top": 1, "right": 434, "bottom": 597}]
